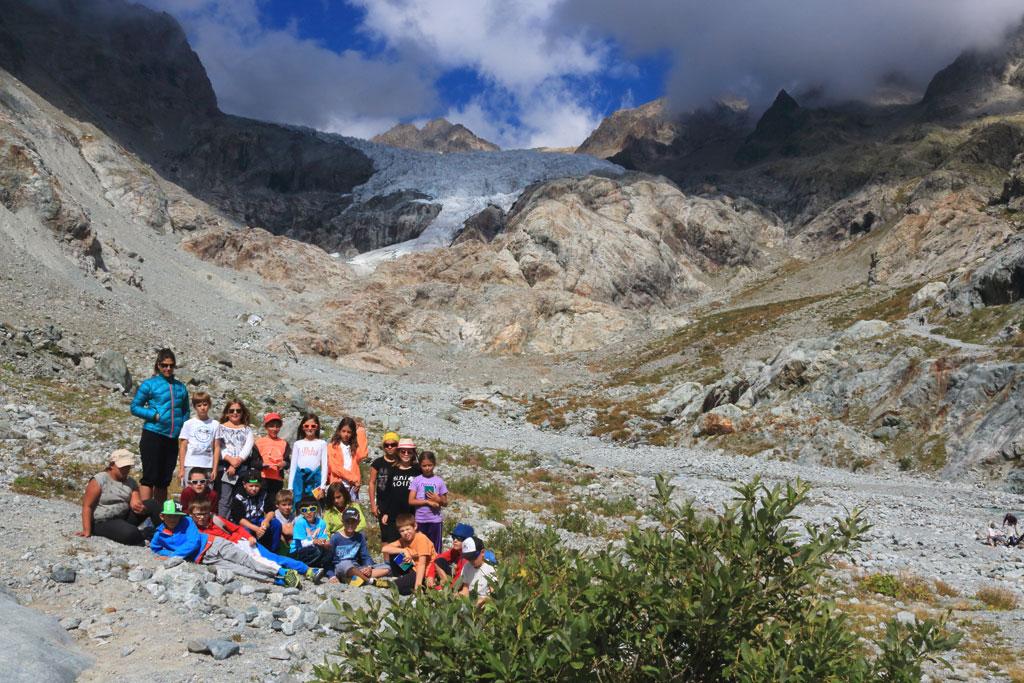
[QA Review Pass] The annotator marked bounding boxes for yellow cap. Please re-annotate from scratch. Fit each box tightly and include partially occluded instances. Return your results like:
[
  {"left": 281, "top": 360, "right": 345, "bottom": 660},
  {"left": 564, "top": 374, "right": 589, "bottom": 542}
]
[{"left": 382, "top": 431, "right": 400, "bottom": 444}]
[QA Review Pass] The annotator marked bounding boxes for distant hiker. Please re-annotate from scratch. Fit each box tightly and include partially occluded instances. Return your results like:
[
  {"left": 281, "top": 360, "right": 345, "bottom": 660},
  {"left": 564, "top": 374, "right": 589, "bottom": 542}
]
[
  {"left": 179, "top": 467, "right": 219, "bottom": 513},
  {"left": 408, "top": 450, "right": 448, "bottom": 552},
  {"left": 187, "top": 498, "right": 322, "bottom": 584},
  {"left": 327, "top": 416, "right": 367, "bottom": 501},
  {"left": 176, "top": 391, "right": 216, "bottom": 485},
  {"left": 229, "top": 470, "right": 282, "bottom": 552},
  {"left": 254, "top": 412, "right": 289, "bottom": 513},
  {"left": 130, "top": 348, "right": 189, "bottom": 503},
  {"left": 988, "top": 522, "right": 1006, "bottom": 546},
  {"left": 323, "top": 481, "right": 367, "bottom": 536},
  {"left": 453, "top": 536, "right": 496, "bottom": 606},
  {"left": 211, "top": 399, "right": 256, "bottom": 518},
  {"left": 291, "top": 496, "right": 333, "bottom": 568},
  {"left": 427, "top": 522, "right": 474, "bottom": 589},
  {"left": 327, "top": 507, "right": 390, "bottom": 585},
  {"left": 150, "top": 500, "right": 300, "bottom": 587},
  {"left": 267, "top": 489, "right": 297, "bottom": 552},
  {"left": 378, "top": 438, "right": 421, "bottom": 551},
  {"left": 76, "top": 449, "right": 162, "bottom": 545},
  {"left": 381, "top": 512, "right": 436, "bottom": 595},
  {"left": 288, "top": 414, "right": 328, "bottom": 502},
  {"left": 368, "top": 431, "right": 400, "bottom": 541},
  {"left": 1005, "top": 513, "right": 1021, "bottom": 546}
]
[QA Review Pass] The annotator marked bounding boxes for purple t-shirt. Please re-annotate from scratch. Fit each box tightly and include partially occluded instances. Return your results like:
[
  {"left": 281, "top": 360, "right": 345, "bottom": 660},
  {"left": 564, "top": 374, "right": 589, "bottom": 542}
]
[{"left": 409, "top": 474, "right": 448, "bottom": 524}]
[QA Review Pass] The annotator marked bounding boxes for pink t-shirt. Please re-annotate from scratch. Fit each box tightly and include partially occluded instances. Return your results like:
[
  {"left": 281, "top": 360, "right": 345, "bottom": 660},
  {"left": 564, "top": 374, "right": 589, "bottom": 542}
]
[{"left": 409, "top": 474, "right": 448, "bottom": 524}]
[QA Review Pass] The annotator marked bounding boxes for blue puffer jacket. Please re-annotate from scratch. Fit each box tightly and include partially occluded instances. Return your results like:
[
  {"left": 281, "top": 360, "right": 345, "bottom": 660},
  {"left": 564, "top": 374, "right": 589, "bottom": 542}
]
[{"left": 131, "top": 374, "right": 190, "bottom": 439}]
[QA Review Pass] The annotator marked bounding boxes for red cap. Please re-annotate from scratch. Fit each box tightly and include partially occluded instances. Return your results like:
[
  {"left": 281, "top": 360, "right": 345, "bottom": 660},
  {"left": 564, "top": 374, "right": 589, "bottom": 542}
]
[{"left": 263, "top": 412, "right": 283, "bottom": 426}]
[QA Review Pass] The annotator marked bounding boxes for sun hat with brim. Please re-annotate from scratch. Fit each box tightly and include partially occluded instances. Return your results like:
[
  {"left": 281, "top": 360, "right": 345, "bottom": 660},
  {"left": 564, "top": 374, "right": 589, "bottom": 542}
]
[
  {"left": 263, "top": 412, "right": 283, "bottom": 426},
  {"left": 397, "top": 437, "right": 417, "bottom": 450},
  {"left": 161, "top": 500, "right": 185, "bottom": 516},
  {"left": 109, "top": 449, "right": 137, "bottom": 468}
]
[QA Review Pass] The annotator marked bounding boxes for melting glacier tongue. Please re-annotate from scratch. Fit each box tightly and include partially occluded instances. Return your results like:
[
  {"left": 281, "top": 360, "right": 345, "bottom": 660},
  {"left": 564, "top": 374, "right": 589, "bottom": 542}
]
[{"left": 340, "top": 138, "right": 622, "bottom": 272}]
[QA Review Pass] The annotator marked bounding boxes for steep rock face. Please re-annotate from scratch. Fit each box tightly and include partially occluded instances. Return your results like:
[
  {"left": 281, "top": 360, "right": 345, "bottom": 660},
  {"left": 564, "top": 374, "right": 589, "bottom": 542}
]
[
  {"left": 258, "top": 173, "right": 778, "bottom": 362},
  {"left": 0, "top": 0, "right": 380, "bottom": 250},
  {"left": 575, "top": 99, "right": 679, "bottom": 159},
  {"left": 372, "top": 118, "right": 500, "bottom": 153}
]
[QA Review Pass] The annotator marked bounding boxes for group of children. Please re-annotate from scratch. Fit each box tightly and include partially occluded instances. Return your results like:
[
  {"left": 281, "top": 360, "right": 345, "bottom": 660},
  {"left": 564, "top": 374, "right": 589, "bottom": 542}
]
[{"left": 153, "top": 393, "right": 496, "bottom": 599}]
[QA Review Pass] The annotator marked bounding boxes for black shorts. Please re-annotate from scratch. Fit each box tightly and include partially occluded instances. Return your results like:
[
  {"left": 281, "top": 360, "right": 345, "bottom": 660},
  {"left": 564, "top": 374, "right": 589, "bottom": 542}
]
[
  {"left": 139, "top": 429, "right": 178, "bottom": 487},
  {"left": 380, "top": 517, "right": 400, "bottom": 543}
]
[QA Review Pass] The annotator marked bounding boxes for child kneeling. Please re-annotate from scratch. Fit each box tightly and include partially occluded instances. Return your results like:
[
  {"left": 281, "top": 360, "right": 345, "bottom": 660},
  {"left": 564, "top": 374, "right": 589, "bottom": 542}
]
[
  {"left": 328, "top": 508, "right": 389, "bottom": 585},
  {"left": 150, "top": 500, "right": 301, "bottom": 587}
]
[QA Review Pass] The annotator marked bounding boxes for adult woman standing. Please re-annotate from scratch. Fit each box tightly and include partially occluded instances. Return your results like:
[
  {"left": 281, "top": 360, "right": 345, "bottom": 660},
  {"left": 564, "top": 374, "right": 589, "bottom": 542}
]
[
  {"left": 76, "top": 449, "right": 162, "bottom": 545},
  {"left": 130, "top": 348, "right": 189, "bottom": 503}
]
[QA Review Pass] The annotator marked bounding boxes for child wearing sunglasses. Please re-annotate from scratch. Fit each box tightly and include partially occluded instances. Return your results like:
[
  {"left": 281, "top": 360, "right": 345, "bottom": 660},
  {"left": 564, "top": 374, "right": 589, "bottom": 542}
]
[
  {"left": 179, "top": 468, "right": 219, "bottom": 513},
  {"left": 288, "top": 413, "right": 328, "bottom": 502},
  {"left": 291, "top": 497, "right": 332, "bottom": 568}
]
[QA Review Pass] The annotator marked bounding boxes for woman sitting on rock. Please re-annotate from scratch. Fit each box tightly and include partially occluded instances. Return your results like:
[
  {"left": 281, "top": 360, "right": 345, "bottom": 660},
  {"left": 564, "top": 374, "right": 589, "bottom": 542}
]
[{"left": 76, "top": 449, "right": 162, "bottom": 545}]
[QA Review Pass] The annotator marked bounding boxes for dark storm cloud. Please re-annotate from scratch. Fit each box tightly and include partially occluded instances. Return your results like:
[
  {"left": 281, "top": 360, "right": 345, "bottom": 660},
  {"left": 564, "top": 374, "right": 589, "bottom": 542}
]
[{"left": 558, "top": 0, "right": 1024, "bottom": 110}]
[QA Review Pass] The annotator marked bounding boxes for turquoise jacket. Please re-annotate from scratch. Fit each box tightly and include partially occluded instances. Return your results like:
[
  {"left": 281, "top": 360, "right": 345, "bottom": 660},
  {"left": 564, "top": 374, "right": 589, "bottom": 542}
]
[{"left": 131, "top": 374, "right": 190, "bottom": 439}]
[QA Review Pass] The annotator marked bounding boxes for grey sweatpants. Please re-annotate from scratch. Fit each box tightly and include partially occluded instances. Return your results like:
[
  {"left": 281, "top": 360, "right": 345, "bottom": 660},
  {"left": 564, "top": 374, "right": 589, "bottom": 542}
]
[{"left": 200, "top": 536, "right": 281, "bottom": 582}]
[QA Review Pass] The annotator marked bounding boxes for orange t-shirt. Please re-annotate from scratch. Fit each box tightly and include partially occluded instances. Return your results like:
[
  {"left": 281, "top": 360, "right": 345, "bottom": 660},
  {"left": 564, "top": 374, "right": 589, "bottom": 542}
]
[
  {"left": 255, "top": 436, "right": 288, "bottom": 481},
  {"left": 401, "top": 532, "right": 437, "bottom": 564}
]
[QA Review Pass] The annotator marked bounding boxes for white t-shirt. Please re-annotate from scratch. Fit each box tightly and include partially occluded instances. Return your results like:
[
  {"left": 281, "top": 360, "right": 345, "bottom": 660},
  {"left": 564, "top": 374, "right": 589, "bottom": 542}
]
[
  {"left": 454, "top": 562, "right": 497, "bottom": 597},
  {"left": 179, "top": 417, "right": 217, "bottom": 468},
  {"left": 288, "top": 438, "right": 328, "bottom": 491}
]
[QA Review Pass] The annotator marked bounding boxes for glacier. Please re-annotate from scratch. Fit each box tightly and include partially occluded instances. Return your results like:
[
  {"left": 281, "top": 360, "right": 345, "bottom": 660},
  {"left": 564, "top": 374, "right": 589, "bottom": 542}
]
[{"left": 325, "top": 135, "right": 622, "bottom": 271}]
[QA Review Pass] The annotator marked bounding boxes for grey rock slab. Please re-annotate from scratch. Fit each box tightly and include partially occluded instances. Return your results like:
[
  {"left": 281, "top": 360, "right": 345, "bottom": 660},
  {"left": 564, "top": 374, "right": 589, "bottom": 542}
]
[
  {"left": 0, "top": 590, "right": 92, "bottom": 682},
  {"left": 94, "top": 350, "right": 132, "bottom": 391},
  {"left": 207, "top": 640, "right": 241, "bottom": 660},
  {"left": 50, "top": 567, "right": 76, "bottom": 584}
]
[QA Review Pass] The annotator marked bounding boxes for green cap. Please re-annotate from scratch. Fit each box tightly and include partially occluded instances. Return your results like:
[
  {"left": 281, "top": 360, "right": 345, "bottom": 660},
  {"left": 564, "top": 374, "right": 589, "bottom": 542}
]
[{"left": 161, "top": 500, "right": 185, "bottom": 516}]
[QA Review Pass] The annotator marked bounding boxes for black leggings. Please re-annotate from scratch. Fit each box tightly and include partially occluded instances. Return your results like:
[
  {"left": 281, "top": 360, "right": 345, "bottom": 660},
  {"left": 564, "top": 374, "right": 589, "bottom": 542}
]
[{"left": 92, "top": 500, "right": 162, "bottom": 546}]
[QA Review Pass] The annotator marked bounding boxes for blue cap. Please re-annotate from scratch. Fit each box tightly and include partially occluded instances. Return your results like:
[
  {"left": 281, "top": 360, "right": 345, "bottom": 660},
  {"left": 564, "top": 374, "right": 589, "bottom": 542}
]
[{"left": 451, "top": 522, "right": 475, "bottom": 540}]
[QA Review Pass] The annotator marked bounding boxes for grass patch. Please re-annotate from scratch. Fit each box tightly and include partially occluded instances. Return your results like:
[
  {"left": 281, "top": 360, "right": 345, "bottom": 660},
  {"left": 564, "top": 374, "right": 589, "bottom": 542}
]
[
  {"left": 553, "top": 508, "right": 607, "bottom": 536},
  {"left": 448, "top": 475, "right": 507, "bottom": 522},
  {"left": 933, "top": 303, "right": 1024, "bottom": 346},
  {"left": 827, "top": 284, "right": 920, "bottom": 328},
  {"left": 975, "top": 585, "right": 1019, "bottom": 611},
  {"left": 934, "top": 579, "right": 960, "bottom": 598},
  {"left": 859, "top": 572, "right": 933, "bottom": 602},
  {"left": 585, "top": 495, "right": 638, "bottom": 517}
]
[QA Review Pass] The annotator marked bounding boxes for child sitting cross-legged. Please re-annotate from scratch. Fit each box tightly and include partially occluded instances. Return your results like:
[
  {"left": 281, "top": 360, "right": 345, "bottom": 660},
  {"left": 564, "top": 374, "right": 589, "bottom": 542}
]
[
  {"left": 229, "top": 470, "right": 282, "bottom": 552},
  {"left": 187, "top": 499, "right": 324, "bottom": 584},
  {"left": 150, "top": 500, "right": 301, "bottom": 587},
  {"left": 291, "top": 496, "right": 333, "bottom": 568},
  {"left": 327, "top": 508, "right": 390, "bottom": 585},
  {"left": 380, "top": 512, "right": 436, "bottom": 595}
]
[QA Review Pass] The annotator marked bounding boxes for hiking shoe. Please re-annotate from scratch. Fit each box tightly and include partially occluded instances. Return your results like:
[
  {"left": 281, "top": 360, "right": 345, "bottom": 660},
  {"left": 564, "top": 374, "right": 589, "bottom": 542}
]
[
  {"left": 372, "top": 578, "right": 391, "bottom": 588},
  {"left": 283, "top": 569, "right": 301, "bottom": 588},
  {"left": 306, "top": 567, "right": 326, "bottom": 585}
]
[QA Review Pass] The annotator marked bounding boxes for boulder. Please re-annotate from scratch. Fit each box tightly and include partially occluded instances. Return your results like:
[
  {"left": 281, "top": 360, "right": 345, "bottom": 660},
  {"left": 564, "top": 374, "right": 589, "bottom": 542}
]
[
  {"left": 648, "top": 382, "right": 703, "bottom": 416},
  {"left": 693, "top": 404, "right": 745, "bottom": 436},
  {"left": 0, "top": 589, "right": 92, "bottom": 682},
  {"left": 909, "top": 282, "right": 948, "bottom": 310},
  {"left": 839, "top": 320, "right": 891, "bottom": 342},
  {"left": 94, "top": 350, "right": 132, "bottom": 391}
]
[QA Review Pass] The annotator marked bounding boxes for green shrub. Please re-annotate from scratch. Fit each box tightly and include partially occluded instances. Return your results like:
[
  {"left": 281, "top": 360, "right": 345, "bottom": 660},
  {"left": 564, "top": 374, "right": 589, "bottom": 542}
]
[
  {"left": 314, "top": 476, "right": 960, "bottom": 682},
  {"left": 553, "top": 507, "right": 606, "bottom": 535}
]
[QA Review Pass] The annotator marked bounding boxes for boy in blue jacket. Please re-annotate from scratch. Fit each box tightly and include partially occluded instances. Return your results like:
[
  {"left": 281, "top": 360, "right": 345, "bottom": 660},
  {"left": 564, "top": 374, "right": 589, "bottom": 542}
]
[
  {"left": 151, "top": 500, "right": 300, "bottom": 586},
  {"left": 327, "top": 508, "right": 390, "bottom": 584}
]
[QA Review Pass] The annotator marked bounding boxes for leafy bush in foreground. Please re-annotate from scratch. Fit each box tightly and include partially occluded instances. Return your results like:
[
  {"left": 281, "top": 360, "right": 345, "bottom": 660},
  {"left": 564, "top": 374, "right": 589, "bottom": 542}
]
[{"left": 313, "top": 476, "right": 960, "bottom": 682}]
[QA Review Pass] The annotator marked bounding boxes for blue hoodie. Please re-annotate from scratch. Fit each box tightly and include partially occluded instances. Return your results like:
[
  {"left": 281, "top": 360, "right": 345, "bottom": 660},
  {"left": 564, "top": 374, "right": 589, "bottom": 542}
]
[
  {"left": 131, "top": 374, "right": 190, "bottom": 438},
  {"left": 150, "top": 515, "right": 208, "bottom": 561}
]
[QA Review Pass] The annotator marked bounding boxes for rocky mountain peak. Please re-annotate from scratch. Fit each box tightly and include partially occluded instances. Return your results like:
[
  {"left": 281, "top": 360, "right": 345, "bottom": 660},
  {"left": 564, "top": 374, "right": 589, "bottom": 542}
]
[
  {"left": 372, "top": 118, "right": 500, "bottom": 153},
  {"left": 575, "top": 98, "right": 677, "bottom": 159}
]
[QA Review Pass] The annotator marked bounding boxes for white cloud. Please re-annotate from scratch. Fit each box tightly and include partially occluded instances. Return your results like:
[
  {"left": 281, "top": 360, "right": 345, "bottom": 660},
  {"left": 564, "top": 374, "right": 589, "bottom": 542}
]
[
  {"left": 353, "top": 0, "right": 605, "bottom": 92},
  {"left": 139, "top": 0, "right": 436, "bottom": 135}
]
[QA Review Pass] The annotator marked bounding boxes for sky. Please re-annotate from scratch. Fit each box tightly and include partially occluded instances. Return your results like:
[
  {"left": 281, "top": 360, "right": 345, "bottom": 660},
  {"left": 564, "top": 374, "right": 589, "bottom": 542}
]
[{"left": 140, "top": 0, "right": 1024, "bottom": 149}]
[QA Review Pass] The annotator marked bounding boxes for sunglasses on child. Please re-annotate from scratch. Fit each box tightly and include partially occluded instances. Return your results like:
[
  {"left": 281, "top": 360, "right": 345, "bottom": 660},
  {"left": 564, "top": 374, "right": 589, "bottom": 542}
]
[
  {"left": 227, "top": 408, "right": 243, "bottom": 414},
  {"left": 189, "top": 478, "right": 209, "bottom": 485},
  {"left": 299, "top": 505, "right": 319, "bottom": 514}
]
